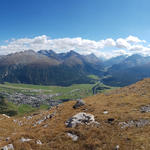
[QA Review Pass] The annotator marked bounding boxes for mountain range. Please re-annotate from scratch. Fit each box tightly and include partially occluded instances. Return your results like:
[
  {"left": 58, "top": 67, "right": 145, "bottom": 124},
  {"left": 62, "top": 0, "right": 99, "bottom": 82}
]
[
  {"left": 1, "top": 50, "right": 150, "bottom": 87},
  {"left": 0, "top": 50, "right": 103, "bottom": 86},
  {"left": 103, "top": 54, "right": 150, "bottom": 86}
]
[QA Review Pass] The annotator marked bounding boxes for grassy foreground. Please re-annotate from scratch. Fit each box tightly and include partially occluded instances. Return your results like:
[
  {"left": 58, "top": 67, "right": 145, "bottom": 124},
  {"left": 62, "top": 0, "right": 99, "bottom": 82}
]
[{"left": 0, "top": 79, "right": 150, "bottom": 149}]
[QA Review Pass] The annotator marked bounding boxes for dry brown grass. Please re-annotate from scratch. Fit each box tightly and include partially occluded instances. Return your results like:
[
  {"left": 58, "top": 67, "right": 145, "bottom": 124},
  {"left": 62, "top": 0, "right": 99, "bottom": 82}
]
[{"left": 1, "top": 78, "right": 150, "bottom": 149}]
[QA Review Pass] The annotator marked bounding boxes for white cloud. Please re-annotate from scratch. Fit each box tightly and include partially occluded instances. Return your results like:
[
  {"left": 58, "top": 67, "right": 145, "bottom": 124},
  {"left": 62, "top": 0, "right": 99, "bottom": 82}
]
[
  {"left": 116, "top": 38, "right": 131, "bottom": 49},
  {"left": 100, "top": 38, "right": 116, "bottom": 47},
  {"left": 0, "top": 35, "right": 149, "bottom": 58},
  {"left": 126, "top": 35, "right": 146, "bottom": 43}
]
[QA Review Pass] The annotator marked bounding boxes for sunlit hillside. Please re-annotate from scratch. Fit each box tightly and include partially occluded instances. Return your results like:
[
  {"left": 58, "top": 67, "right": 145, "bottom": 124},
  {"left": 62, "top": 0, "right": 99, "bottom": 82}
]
[{"left": 1, "top": 78, "right": 150, "bottom": 149}]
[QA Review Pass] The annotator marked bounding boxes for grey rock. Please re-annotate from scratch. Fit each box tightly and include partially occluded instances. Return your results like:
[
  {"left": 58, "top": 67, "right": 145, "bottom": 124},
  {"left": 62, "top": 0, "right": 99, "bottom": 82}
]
[
  {"left": 115, "top": 145, "right": 120, "bottom": 150},
  {"left": 1, "top": 144, "right": 14, "bottom": 150},
  {"left": 119, "top": 119, "right": 150, "bottom": 128},
  {"left": 33, "top": 112, "right": 56, "bottom": 126},
  {"left": 73, "top": 99, "right": 85, "bottom": 109},
  {"left": 67, "top": 133, "right": 78, "bottom": 141},
  {"left": 43, "top": 124, "right": 48, "bottom": 128},
  {"left": 103, "top": 111, "right": 108, "bottom": 114},
  {"left": 65, "top": 112, "right": 97, "bottom": 128},
  {"left": 36, "top": 140, "right": 42, "bottom": 145},
  {"left": 5, "top": 137, "right": 10, "bottom": 141},
  {"left": 27, "top": 116, "right": 32, "bottom": 120},
  {"left": 140, "top": 105, "right": 150, "bottom": 113},
  {"left": 2, "top": 114, "right": 10, "bottom": 118},
  {"left": 20, "top": 137, "right": 32, "bottom": 142}
]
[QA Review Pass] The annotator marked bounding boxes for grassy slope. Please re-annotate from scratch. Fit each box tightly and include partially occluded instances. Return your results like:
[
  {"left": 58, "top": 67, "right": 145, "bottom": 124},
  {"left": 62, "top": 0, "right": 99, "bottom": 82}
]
[{"left": 0, "top": 79, "right": 150, "bottom": 149}]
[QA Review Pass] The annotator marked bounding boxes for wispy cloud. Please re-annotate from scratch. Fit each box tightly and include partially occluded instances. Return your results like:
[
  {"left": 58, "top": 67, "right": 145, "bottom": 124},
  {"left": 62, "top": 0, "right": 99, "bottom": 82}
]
[{"left": 0, "top": 35, "right": 149, "bottom": 58}]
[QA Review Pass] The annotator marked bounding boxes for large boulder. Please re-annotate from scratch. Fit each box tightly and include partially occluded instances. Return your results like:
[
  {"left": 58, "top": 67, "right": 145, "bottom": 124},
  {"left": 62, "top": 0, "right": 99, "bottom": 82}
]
[
  {"left": 73, "top": 99, "right": 85, "bottom": 109},
  {"left": 65, "top": 112, "right": 97, "bottom": 128}
]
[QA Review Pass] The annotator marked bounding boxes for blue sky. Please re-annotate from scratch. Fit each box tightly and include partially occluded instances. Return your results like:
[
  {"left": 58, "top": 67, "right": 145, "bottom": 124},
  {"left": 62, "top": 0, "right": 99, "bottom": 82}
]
[{"left": 0, "top": 0, "right": 150, "bottom": 58}]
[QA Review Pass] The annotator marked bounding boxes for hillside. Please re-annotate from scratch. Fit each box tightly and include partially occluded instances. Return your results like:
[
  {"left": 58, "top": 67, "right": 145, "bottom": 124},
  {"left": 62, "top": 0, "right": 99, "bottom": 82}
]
[{"left": 1, "top": 79, "right": 150, "bottom": 149}]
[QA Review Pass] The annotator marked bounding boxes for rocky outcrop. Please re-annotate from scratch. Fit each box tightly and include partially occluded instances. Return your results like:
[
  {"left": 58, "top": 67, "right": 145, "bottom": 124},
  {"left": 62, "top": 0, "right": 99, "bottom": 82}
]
[
  {"left": 65, "top": 112, "right": 99, "bottom": 128},
  {"left": 33, "top": 112, "right": 56, "bottom": 126}
]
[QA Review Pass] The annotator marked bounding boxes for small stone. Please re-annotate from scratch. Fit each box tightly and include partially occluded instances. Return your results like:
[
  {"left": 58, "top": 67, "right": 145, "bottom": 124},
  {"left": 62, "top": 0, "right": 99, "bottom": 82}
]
[
  {"left": 27, "top": 116, "right": 32, "bottom": 120},
  {"left": 67, "top": 133, "right": 78, "bottom": 141},
  {"left": 36, "top": 140, "right": 42, "bottom": 145},
  {"left": 1, "top": 144, "right": 14, "bottom": 150},
  {"left": 115, "top": 145, "right": 120, "bottom": 150},
  {"left": 43, "top": 124, "right": 48, "bottom": 128},
  {"left": 2, "top": 114, "right": 10, "bottom": 118},
  {"left": 103, "top": 111, "right": 108, "bottom": 114},
  {"left": 108, "top": 118, "right": 115, "bottom": 123},
  {"left": 140, "top": 105, "right": 150, "bottom": 113},
  {"left": 6, "top": 137, "right": 10, "bottom": 141},
  {"left": 20, "top": 137, "right": 32, "bottom": 142},
  {"left": 73, "top": 99, "right": 85, "bottom": 109}
]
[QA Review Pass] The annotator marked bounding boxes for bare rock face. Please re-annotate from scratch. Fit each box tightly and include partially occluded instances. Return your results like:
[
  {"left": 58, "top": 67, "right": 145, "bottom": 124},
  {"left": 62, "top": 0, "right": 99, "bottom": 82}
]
[
  {"left": 73, "top": 99, "right": 85, "bottom": 109},
  {"left": 1, "top": 144, "right": 14, "bottom": 150},
  {"left": 65, "top": 112, "right": 97, "bottom": 128}
]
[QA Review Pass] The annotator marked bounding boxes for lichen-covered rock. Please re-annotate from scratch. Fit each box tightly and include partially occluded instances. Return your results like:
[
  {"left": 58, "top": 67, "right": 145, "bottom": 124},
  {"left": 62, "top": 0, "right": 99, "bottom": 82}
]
[
  {"left": 65, "top": 112, "right": 97, "bottom": 128},
  {"left": 73, "top": 99, "right": 85, "bottom": 109}
]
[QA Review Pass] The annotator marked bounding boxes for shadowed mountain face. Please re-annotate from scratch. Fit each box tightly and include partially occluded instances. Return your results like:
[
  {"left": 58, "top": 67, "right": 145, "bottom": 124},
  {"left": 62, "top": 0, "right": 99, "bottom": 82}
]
[
  {"left": 102, "top": 54, "right": 150, "bottom": 87},
  {"left": 0, "top": 50, "right": 103, "bottom": 86}
]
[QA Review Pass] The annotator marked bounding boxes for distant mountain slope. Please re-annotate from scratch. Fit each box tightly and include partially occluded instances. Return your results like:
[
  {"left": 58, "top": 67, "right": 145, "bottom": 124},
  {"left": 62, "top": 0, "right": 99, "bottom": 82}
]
[
  {"left": 103, "top": 55, "right": 128, "bottom": 67},
  {"left": 102, "top": 54, "right": 150, "bottom": 86},
  {"left": 38, "top": 50, "right": 103, "bottom": 75},
  {"left": 0, "top": 50, "right": 103, "bottom": 86}
]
